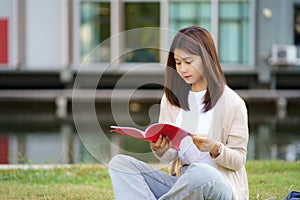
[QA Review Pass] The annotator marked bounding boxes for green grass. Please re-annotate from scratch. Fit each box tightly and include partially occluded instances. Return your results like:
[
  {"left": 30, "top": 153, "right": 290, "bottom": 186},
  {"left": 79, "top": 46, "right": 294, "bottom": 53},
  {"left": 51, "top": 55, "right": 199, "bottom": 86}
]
[
  {"left": 0, "top": 161, "right": 299, "bottom": 199},
  {"left": 247, "top": 160, "right": 300, "bottom": 199},
  {"left": 0, "top": 165, "right": 114, "bottom": 200}
]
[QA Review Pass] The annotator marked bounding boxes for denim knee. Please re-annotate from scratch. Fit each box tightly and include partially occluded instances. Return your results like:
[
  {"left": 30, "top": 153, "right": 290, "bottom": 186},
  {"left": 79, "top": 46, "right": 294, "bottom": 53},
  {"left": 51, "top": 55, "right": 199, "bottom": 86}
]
[
  {"left": 183, "top": 163, "right": 225, "bottom": 185},
  {"left": 108, "top": 154, "right": 132, "bottom": 171}
]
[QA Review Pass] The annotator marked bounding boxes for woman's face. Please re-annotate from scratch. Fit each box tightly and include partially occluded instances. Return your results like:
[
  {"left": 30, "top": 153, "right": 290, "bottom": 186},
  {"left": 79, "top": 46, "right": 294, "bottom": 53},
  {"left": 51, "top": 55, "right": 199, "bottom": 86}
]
[{"left": 174, "top": 48, "right": 206, "bottom": 91}]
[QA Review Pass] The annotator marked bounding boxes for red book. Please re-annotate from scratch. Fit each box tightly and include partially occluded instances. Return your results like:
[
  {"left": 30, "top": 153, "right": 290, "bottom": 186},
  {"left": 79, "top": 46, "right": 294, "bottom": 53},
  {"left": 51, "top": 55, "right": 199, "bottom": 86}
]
[{"left": 110, "top": 123, "right": 192, "bottom": 150}]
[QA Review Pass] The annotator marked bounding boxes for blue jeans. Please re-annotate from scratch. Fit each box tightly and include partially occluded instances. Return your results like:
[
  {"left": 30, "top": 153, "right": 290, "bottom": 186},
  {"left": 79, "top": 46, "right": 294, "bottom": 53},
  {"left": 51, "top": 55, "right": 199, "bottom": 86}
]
[{"left": 108, "top": 155, "right": 232, "bottom": 200}]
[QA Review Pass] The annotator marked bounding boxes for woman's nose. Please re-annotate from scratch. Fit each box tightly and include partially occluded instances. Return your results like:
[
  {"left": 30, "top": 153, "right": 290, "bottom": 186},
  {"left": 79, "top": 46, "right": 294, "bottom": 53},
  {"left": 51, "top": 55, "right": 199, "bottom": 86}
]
[{"left": 180, "top": 63, "right": 188, "bottom": 73}]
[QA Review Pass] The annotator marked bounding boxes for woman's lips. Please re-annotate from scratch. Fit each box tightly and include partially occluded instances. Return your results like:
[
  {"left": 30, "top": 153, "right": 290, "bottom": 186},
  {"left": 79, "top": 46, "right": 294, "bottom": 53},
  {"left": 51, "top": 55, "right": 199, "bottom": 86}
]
[{"left": 184, "top": 75, "right": 191, "bottom": 79}]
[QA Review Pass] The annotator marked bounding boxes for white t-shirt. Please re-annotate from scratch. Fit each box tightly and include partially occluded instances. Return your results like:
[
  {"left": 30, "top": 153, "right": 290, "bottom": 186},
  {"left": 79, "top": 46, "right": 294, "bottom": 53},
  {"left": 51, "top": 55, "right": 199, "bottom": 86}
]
[{"left": 175, "top": 90, "right": 215, "bottom": 167}]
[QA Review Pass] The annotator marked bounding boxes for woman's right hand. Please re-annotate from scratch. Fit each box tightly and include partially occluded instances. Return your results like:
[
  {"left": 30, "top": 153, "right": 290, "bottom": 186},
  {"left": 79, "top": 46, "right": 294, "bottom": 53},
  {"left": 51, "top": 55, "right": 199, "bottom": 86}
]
[{"left": 150, "top": 135, "right": 170, "bottom": 152}]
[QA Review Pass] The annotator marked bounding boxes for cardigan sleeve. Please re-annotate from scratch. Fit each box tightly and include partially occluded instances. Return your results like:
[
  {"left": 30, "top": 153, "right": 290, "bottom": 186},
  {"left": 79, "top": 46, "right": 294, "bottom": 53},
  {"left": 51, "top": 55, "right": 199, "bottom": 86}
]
[
  {"left": 152, "top": 94, "right": 178, "bottom": 161},
  {"left": 158, "top": 94, "right": 176, "bottom": 124},
  {"left": 214, "top": 99, "right": 249, "bottom": 171}
]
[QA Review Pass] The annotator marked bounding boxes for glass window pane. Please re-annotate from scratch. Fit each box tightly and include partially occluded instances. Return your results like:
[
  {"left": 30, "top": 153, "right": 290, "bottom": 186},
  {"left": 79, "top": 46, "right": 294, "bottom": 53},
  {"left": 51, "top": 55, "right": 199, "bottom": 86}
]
[
  {"left": 220, "top": 3, "right": 240, "bottom": 19},
  {"left": 218, "top": 2, "right": 249, "bottom": 64},
  {"left": 169, "top": 2, "right": 211, "bottom": 33},
  {"left": 177, "top": 4, "right": 196, "bottom": 20},
  {"left": 124, "top": 3, "right": 160, "bottom": 63},
  {"left": 219, "top": 23, "right": 239, "bottom": 63},
  {"left": 242, "top": 3, "right": 249, "bottom": 18},
  {"left": 294, "top": 5, "right": 300, "bottom": 45},
  {"left": 198, "top": 3, "right": 211, "bottom": 19},
  {"left": 80, "top": 2, "right": 110, "bottom": 63},
  {"left": 242, "top": 22, "right": 249, "bottom": 63}
]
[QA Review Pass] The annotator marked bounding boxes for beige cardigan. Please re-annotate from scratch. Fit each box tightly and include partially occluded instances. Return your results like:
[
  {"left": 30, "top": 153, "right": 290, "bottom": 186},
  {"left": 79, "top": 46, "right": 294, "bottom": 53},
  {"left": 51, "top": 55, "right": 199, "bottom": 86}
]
[{"left": 154, "top": 86, "right": 249, "bottom": 200}]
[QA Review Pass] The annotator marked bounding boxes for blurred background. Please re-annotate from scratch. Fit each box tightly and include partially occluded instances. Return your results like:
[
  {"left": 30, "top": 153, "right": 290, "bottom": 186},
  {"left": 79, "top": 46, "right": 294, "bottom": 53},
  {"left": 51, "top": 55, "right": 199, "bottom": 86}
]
[{"left": 0, "top": 0, "right": 299, "bottom": 165}]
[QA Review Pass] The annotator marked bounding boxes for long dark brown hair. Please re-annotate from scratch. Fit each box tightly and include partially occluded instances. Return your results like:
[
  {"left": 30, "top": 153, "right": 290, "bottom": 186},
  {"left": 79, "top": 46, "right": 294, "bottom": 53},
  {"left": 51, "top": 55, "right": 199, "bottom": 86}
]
[{"left": 164, "top": 26, "right": 226, "bottom": 112}]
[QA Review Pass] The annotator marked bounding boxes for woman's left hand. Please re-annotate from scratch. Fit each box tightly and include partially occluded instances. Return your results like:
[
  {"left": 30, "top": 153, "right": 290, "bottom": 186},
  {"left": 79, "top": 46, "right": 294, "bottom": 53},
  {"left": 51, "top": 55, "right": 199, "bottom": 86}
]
[{"left": 192, "top": 134, "right": 220, "bottom": 156}]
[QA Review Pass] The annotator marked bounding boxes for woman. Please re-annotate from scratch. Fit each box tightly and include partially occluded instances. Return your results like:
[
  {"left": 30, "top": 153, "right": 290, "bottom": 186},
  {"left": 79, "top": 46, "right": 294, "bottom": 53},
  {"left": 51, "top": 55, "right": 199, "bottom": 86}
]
[{"left": 109, "top": 26, "right": 249, "bottom": 200}]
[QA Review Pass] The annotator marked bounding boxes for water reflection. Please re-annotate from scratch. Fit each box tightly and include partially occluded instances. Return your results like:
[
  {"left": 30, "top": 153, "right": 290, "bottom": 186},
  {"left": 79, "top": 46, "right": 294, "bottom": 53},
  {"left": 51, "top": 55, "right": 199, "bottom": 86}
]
[
  {"left": 0, "top": 103, "right": 300, "bottom": 164},
  {"left": 248, "top": 118, "right": 300, "bottom": 161},
  {"left": 0, "top": 124, "right": 97, "bottom": 164}
]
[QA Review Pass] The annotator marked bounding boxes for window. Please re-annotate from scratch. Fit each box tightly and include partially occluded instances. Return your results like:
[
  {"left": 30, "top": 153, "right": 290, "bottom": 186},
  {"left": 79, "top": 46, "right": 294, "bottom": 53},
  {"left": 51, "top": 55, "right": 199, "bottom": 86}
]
[
  {"left": 169, "top": 1, "right": 211, "bottom": 32},
  {"left": 169, "top": 0, "right": 251, "bottom": 66},
  {"left": 76, "top": 0, "right": 252, "bottom": 67},
  {"left": 218, "top": 1, "right": 249, "bottom": 64},
  {"left": 294, "top": 4, "right": 300, "bottom": 45},
  {"left": 80, "top": 2, "right": 110, "bottom": 63},
  {"left": 123, "top": 2, "right": 160, "bottom": 62}
]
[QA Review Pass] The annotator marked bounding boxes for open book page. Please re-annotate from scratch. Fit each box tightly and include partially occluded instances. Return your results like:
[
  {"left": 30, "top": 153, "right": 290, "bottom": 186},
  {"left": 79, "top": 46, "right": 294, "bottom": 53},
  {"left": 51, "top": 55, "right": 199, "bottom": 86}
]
[
  {"left": 110, "top": 123, "right": 192, "bottom": 150},
  {"left": 110, "top": 126, "right": 145, "bottom": 138}
]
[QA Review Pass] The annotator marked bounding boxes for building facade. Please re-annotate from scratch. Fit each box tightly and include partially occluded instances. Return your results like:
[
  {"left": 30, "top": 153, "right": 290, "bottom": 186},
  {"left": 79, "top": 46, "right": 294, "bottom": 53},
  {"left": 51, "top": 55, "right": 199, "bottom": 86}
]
[{"left": 0, "top": 0, "right": 300, "bottom": 89}]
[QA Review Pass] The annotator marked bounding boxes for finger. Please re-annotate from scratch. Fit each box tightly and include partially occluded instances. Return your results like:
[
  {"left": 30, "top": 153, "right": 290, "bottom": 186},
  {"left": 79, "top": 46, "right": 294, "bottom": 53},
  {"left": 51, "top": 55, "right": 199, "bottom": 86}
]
[
  {"left": 160, "top": 136, "right": 168, "bottom": 148},
  {"left": 192, "top": 141, "right": 202, "bottom": 151},
  {"left": 155, "top": 135, "right": 163, "bottom": 145},
  {"left": 149, "top": 141, "right": 157, "bottom": 149},
  {"left": 165, "top": 136, "right": 170, "bottom": 147},
  {"left": 192, "top": 136, "right": 205, "bottom": 142}
]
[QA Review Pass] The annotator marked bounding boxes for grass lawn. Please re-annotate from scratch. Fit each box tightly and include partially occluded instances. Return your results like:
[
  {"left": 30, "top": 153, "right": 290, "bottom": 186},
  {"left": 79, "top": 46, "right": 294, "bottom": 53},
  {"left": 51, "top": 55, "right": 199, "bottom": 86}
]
[{"left": 0, "top": 160, "right": 299, "bottom": 199}]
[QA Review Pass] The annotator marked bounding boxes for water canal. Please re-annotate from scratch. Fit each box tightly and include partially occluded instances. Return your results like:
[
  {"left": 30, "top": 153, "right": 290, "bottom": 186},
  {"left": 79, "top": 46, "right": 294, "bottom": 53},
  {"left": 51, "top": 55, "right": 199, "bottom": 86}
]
[{"left": 0, "top": 98, "right": 299, "bottom": 165}]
